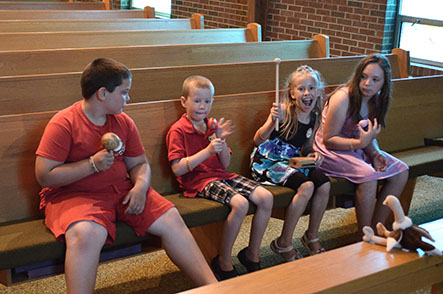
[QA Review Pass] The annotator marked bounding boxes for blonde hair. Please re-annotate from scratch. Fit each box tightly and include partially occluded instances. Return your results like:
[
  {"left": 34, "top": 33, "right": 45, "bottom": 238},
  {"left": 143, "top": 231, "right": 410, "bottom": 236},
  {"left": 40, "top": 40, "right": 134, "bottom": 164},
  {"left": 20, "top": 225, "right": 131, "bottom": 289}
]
[
  {"left": 280, "top": 65, "right": 324, "bottom": 140},
  {"left": 182, "top": 75, "right": 215, "bottom": 99}
]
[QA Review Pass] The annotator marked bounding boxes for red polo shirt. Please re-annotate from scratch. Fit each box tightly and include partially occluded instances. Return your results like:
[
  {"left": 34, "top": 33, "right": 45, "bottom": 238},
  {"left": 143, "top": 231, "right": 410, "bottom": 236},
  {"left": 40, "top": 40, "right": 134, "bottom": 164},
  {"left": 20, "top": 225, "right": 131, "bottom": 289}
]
[{"left": 166, "top": 114, "right": 237, "bottom": 197}]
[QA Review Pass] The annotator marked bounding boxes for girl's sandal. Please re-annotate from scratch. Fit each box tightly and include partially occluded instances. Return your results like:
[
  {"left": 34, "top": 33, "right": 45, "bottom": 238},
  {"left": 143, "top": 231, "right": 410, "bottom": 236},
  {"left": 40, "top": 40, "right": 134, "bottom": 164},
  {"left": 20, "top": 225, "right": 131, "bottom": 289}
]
[
  {"left": 270, "top": 238, "right": 303, "bottom": 262},
  {"left": 301, "top": 232, "right": 326, "bottom": 255}
]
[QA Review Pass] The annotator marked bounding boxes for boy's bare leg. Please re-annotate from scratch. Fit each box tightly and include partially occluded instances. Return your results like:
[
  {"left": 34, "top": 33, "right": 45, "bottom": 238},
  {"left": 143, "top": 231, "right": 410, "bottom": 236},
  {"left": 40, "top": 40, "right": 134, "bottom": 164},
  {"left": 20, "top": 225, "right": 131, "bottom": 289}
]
[
  {"left": 217, "top": 194, "right": 249, "bottom": 271},
  {"left": 65, "top": 221, "right": 108, "bottom": 294},
  {"left": 278, "top": 182, "right": 314, "bottom": 259},
  {"left": 355, "top": 181, "right": 378, "bottom": 239},
  {"left": 372, "top": 170, "right": 409, "bottom": 228},
  {"left": 246, "top": 187, "right": 273, "bottom": 262},
  {"left": 306, "top": 182, "right": 330, "bottom": 252},
  {"left": 147, "top": 208, "right": 217, "bottom": 286}
]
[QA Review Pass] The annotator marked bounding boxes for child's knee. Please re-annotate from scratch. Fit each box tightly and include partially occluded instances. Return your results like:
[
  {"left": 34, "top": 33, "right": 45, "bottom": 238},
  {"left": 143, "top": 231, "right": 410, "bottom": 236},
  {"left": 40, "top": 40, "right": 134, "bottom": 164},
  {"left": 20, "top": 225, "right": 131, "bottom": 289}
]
[
  {"left": 229, "top": 195, "right": 249, "bottom": 216},
  {"left": 251, "top": 187, "right": 273, "bottom": 210},
  {"left": 159, "top": 207, "right": 187, "bottom": 229},
  {"left": 298, "top": 181, "right": 315, "bottom": 198},
  {"left": 66, "top": 221, "right": 107, "bottom": 249},
  {"left": 318, "top": 181, "right": 331, "bottom": 195}
]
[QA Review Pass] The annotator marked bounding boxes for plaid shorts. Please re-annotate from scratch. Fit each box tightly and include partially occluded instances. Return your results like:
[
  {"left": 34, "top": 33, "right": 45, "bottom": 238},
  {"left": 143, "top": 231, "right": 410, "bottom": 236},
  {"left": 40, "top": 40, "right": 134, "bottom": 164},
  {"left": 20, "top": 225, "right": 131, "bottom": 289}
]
[{"left": 197, "top": 175, "right": 260, "bottom": 205}]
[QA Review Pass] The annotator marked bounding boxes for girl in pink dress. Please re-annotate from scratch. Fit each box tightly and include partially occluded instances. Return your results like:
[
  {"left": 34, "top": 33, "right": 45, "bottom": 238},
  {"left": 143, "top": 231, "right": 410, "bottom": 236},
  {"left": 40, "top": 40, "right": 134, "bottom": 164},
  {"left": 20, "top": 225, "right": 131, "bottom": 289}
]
[{"left": 314, "top": 54, "right": 409, "bottom": 238}]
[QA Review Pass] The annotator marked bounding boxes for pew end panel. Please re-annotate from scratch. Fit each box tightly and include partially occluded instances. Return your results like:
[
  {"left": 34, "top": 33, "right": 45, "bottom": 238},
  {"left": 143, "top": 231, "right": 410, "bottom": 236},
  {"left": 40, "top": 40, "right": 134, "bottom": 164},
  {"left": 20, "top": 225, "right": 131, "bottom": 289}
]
[
  {"left": 191, "top": 13, "right": 204, "bottom": 29},
  {"left": 392, "top": 48, "right": 410, "bottom": 78},
  {"left": 312, "top": 34, "right": 330, "bottom": 58},
  {"left": 144, "top": 5, "right": 154, "bottom": 18}
]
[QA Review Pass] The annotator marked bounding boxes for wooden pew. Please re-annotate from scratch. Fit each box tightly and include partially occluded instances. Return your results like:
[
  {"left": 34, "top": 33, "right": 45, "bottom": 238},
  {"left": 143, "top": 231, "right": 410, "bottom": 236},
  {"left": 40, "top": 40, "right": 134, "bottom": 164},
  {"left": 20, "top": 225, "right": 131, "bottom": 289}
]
[
  {"left": 0, "top": 25, "right": 261, "bottom": 50},
  {"left": 0, "top": 53, "right": 409, "bottom": 116},
  {"left": 181, "top": 219, "right": 443, "bottom": 293},
  {"left": 0, "top": 14, "right": 204, "bottom": 32},
  {"left": 0, "top": 1, "right": 108, "bottom": 10},
  {"left": 0, "top": 76, "right": 442, "bottom": 285},
  {"left": 0, "top": 36, "right": 329, "bottom": 76},
  {"left": 0, "top": 7, "right": 152, "bottom": 20}
]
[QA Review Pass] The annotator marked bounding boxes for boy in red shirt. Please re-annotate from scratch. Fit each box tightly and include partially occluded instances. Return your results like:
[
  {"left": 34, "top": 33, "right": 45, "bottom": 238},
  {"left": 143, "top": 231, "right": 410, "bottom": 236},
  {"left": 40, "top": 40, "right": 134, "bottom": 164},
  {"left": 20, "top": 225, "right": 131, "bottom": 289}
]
[
  {"left": 35, "top": 58, "right": 216, "bottom": 293},
  {"left": 166, "top": 75, "right": 273, "bottom": 280}
]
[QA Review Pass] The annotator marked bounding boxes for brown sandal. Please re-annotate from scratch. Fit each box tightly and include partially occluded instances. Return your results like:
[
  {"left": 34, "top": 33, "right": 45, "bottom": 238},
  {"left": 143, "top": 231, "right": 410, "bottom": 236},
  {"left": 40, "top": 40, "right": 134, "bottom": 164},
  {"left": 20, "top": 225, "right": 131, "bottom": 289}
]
[
  {"left": 270, "top": 238, "right": 303, "bottom": 262},
  {"left": 301, "top": 232, "right": 326, "bottom": 255}
]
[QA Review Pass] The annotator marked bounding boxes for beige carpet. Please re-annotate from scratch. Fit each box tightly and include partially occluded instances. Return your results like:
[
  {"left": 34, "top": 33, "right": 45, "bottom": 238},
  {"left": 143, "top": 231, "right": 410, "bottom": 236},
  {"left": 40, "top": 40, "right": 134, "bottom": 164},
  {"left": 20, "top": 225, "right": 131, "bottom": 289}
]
[{"left": 0, "top": 175, "right": 441, "bottom": 294}]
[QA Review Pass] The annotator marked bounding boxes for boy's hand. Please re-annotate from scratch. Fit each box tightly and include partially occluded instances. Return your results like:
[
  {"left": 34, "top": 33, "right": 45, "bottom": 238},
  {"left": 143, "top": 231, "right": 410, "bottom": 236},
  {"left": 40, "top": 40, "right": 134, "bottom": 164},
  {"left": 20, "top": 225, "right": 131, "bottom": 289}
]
[
  {"left": 215, "top": 118, "right": 233, "bottom": 140},
  {"left": 123, "top": 188, "right": 147, "bottom": 215},
  {"left": 92, "top": 149, "right": 114, "bottom": 172},
  {"left": 357, "top": 118, "right": 381, "bottom": 149},
  {"left": 207, "top": 138, "right": 226, "bottom": 154}
]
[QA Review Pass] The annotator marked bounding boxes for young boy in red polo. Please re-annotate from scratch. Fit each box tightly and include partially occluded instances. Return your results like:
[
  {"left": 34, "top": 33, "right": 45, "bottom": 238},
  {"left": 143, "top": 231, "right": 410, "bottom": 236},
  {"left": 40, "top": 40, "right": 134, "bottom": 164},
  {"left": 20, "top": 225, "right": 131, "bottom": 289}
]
[
  {"left": 35, "top": 59, "right": 216, "bottom": 294},
  {"left": 166, "top": 75, "right": 273, "bottom": 281}
]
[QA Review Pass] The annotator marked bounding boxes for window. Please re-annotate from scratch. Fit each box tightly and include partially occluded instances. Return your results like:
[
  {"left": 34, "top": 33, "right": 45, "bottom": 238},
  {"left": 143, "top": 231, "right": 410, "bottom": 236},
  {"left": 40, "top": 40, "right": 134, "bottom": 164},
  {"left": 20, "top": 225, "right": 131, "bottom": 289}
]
[
  {"left": 395, "top": 0, "right": 443, "bottom": 67},
  {"left": 131, "top": 0, "right": 171, "bottom": 18}
]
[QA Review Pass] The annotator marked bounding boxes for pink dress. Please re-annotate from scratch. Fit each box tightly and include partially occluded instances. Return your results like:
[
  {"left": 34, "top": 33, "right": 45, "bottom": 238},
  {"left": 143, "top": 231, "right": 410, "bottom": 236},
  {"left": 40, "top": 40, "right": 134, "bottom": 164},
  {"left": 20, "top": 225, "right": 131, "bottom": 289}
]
[{"left": 314, "top": 101, "right": 408, "bottom": 184}]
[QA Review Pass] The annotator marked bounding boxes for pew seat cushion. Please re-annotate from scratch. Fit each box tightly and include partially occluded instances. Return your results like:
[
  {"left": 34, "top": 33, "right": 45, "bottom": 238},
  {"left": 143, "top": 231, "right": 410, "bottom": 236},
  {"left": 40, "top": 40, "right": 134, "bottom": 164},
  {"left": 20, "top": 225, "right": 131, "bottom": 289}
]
[{"left": 0, "top": 219, "right": 154, "bottom": 271}]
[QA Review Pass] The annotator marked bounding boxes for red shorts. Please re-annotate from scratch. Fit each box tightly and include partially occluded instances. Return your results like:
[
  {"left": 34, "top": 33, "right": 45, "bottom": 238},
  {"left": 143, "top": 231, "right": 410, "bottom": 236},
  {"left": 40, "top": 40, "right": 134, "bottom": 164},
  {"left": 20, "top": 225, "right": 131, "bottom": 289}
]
[{"left": 44, "top": 187, "right": 174, "bottom": 244}]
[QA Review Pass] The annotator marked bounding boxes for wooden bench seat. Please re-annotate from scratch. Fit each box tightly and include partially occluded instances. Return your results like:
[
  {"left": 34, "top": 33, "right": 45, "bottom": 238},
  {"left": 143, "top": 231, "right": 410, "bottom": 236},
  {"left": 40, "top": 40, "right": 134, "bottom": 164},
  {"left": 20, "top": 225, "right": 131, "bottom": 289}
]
[
  {"left": 0, "top": 75, "right": 442, "bottom": 285},
  {"left": 0, "top": 36, "right": 329, "bottom": 76},
  {"left": 0, "top": 1, "right": 108, "bottom": 10},
  {"left": 0, "top": 7, "right": 151, "bottom": 20},
  {"left": 0, "top": 14, "right": 204, "bottom": 32},
  {"left": 0, "top": 53, "right": 409, "bottom": 116},
  {"left": 0, "top": 24, "right": 261, "bottom": 51},
  {"left": 181, "top": 219, "right": 443, "bottom": 294}
]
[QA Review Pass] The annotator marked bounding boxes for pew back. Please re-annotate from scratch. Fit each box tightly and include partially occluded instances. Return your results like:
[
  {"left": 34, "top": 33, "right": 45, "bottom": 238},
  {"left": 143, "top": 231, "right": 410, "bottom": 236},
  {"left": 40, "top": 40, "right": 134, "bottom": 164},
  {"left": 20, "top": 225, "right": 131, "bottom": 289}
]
[
  {"left": 0, "top": 37, "right": 329, "bottom": 76},
  {"left": 0, "top": 8, "right": 149, "bottom": 20},
  {"left": 0, "top": 26, "right": 260, "bottom": 50},
  {"left": 378, "top": 75, "right": 443, "bottom": 152},
  {"left": 0, "top": 1, "right": 107, "bottom": 10},
  {"left": 1, "top": 75, "right": 442, "bottom": 224},
  {"left": 0, "top": 15, "right": 204, "bottom": 32},
  {"left": 0, "top": 54, "right": 405, "bottom": 115}
]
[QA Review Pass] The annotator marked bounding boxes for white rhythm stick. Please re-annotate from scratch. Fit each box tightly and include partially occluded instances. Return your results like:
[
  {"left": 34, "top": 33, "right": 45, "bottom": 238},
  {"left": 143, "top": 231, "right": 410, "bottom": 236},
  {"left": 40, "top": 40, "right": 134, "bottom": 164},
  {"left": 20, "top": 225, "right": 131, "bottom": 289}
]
[{"left": 274, "top": 58, "right": 281, "bottom": 131}]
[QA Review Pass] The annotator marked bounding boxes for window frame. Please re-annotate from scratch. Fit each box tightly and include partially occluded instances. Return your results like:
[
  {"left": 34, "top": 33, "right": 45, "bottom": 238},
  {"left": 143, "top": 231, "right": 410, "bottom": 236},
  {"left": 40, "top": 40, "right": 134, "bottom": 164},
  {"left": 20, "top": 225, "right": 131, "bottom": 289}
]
[{"left": 394, "top": 6, "right": 443, "bottom": 68}]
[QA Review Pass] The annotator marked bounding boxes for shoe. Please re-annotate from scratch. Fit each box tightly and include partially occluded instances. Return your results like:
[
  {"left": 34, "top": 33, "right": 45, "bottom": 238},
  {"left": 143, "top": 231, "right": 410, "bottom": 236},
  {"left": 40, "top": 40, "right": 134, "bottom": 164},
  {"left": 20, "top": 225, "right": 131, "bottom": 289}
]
[
  {"left": 211, "top": 255, "right": 238, "bottom": 281},
  {"left": 237, "top": 247, "right": 261, "bottom": 273},
  {"left": 301, "top": 231, "right": 326, "bottom": 255},
  {"left": 270, "top": 237, "right": 303, "bottom": 261}
]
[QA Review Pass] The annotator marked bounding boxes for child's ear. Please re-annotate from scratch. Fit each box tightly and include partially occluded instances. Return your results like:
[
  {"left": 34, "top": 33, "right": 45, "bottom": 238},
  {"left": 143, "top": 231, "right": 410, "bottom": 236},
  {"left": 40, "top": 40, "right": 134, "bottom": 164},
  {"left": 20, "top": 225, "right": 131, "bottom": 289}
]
[
  {"left": 180, "top": 96, "right": 187, "bottom": 108},
  {"left": 96, "top": 87, "right": 107, "bottom": 101}
]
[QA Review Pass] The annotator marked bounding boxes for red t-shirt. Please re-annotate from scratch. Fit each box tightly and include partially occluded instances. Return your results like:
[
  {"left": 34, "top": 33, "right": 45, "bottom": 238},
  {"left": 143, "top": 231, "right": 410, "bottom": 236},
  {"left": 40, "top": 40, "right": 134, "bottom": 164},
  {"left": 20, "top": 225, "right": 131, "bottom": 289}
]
[
  {"left": 166, "top": 114, "right": 237, "bottom": 197},
  {"left": 36, "top": 101, "right": 145, "bottom": 207}
]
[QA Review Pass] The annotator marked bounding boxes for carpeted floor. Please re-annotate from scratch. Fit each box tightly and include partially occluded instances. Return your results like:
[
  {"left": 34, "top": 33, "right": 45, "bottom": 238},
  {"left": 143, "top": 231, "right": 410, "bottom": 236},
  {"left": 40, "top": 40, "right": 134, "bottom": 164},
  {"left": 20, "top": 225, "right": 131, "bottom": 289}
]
[{"left": 0, "top": 175, "right": 442, "bottom": 294}]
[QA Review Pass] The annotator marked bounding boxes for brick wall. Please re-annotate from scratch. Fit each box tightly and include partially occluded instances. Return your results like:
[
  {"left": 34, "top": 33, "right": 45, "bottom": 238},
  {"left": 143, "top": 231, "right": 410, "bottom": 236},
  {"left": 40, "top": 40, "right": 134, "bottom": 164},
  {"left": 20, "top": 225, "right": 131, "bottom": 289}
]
[
  {"left": 411, "top": 64, "right": 443, "bottom": 77},
  {"left": 172, "top": 0, "right": 249, "bottom": 28},
  {"left": 172, "top": 0, "right": 394, "bottom": 57},
  {"left": 264, "top": 0, "right": 392, "bottom": 56}
]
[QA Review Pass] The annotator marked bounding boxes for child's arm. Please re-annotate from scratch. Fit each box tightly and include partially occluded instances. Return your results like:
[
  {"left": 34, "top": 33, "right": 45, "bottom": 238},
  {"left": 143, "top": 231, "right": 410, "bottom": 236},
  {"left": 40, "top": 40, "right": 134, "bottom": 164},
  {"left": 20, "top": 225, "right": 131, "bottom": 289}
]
[
  {"left": 323, "top": 91, "right": 380, "bottom": 150},
  {"left": 254, "top": 102, "right": 281, "bottom": 145},
  {"left": 35, "top": 149, "right": 114, "bottom": 188},
  {"left": 122, "top": 154, "right": 151, "bottom": 215},
  {"left": 322, "top": 91, "right": 352, "bottom": 150},
  {"left": 171, "top": 139, "right": 226, "bottom": 176}
]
